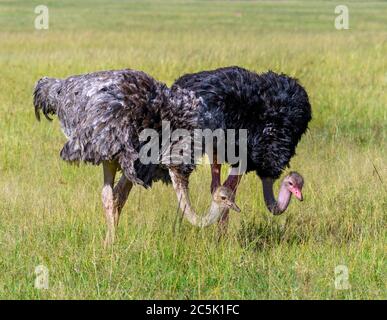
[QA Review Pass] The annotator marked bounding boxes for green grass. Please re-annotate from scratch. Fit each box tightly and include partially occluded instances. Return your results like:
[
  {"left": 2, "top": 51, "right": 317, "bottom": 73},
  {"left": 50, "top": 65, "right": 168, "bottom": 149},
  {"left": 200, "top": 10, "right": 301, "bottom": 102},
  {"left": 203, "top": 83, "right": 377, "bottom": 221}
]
[{"left": 0, "top": 0, "right": 386, "bottom": 299}]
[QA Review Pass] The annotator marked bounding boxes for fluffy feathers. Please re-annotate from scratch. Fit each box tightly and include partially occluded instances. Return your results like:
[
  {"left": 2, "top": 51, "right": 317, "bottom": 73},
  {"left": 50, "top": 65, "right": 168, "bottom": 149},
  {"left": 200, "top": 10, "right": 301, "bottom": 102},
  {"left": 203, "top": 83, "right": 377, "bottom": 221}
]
[{"left": 173, "top": 66, "right": 312, "bottom": 179}]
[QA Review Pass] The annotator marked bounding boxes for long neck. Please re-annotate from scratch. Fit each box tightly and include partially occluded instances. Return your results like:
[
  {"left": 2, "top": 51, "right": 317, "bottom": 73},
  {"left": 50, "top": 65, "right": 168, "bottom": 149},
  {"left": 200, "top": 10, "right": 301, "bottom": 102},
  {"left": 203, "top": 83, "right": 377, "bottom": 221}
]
[
  {"left": 199, "top": 202, "right": 228, "bottom": 227},
  {"left": 261, "top": 177, "right": 292, "bottom": 215},
  {"left": 169, "top": 168, "right": 225, "bottom": 227}
]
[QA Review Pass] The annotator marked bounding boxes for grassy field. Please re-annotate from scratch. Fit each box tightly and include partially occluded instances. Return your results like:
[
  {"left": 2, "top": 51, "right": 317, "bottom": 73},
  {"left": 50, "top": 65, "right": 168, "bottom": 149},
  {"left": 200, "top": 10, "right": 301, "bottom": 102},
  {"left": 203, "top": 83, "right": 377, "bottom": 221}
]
[{"left": 0, "top": 0, "right": 386, "bottom": 299}]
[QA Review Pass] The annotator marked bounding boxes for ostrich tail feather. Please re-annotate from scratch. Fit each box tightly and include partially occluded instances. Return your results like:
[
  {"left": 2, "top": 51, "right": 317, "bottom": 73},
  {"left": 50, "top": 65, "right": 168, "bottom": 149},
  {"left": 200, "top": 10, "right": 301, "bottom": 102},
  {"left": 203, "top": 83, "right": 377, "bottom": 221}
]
[{"left": 33, "top": 77, "right": 62, "bottom": 121}]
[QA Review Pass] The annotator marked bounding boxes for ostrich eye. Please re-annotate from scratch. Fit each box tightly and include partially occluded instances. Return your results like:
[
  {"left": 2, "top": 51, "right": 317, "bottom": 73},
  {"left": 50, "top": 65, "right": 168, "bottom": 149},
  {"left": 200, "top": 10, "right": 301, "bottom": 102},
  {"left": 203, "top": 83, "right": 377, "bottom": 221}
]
[{"left": 221, "top": 196, "right": 227, "bottom": 200}]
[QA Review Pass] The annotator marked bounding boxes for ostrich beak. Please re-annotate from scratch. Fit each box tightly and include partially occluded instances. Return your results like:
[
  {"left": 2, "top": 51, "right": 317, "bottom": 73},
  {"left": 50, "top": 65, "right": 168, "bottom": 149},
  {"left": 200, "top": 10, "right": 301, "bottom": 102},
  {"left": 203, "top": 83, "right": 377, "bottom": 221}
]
[
  {"left": 291, "top": 188, "right": 303, "bottom": 201},
  {"left": 225, "top": 200, "right": 241, "bottom": 212}
]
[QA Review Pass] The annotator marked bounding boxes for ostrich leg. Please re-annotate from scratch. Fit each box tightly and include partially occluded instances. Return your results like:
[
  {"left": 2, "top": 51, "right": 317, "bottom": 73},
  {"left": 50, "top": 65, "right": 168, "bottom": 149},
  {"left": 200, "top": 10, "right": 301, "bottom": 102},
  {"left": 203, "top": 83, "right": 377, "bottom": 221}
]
[
  {"left": 102, "top": 162, "right": 133, "bottom": 247},
  {"left": 113, "top": 175, "right": 133, "bottom": 225},
  {"left": 102, "top": 161, "right": 118, "bottom": 247},
  {"left": 218, "top": 168, "right": 242, "bottom": 236},
  {"left": 211, "top": 160, "right": 221, "bottom": 194}
]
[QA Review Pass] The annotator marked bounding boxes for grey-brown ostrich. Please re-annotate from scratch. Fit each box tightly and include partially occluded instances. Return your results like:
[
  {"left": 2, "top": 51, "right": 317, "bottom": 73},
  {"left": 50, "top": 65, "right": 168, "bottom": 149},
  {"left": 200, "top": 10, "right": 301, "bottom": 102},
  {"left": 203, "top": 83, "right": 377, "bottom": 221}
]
[
  {"left": 173, "top": 66, "right": 311, "bottom": 231},
  {"left": 33, "top": 69, "right": 239, "bottom": 245}
]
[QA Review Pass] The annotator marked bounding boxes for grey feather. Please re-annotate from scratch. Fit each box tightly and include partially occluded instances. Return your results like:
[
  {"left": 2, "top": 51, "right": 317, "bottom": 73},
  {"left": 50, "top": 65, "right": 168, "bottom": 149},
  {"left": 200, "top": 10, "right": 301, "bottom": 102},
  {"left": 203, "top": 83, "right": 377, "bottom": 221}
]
[{"left": 33, "top": 69, "right": 203, "bottom": 187}]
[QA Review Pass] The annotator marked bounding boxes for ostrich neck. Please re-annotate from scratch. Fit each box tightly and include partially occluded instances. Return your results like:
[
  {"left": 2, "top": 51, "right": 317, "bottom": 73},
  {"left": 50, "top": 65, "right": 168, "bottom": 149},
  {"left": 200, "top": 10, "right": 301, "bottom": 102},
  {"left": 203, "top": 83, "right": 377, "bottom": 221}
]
[
  {"left": 199, "top": 202, "right": 228, "bottom": 227},
  {"left": 177, "top": 192, "right": 226, "bottom": 228},
  {"left": 169, "top": 168, "right": 225, "bottom": 227},
  {"left": 261, "top": 177, "right": 292, "bottom": 215}
]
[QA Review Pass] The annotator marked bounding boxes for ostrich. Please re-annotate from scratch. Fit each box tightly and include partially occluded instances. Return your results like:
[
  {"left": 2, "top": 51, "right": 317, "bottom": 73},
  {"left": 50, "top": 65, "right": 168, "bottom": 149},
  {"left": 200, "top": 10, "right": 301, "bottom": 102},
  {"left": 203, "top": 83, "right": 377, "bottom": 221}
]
[
  {"left": 173, "top": 66, "right": 312, "bottom": 231},
  {"left": 33, "top": 69, "right": 240, "bottom": 246}
]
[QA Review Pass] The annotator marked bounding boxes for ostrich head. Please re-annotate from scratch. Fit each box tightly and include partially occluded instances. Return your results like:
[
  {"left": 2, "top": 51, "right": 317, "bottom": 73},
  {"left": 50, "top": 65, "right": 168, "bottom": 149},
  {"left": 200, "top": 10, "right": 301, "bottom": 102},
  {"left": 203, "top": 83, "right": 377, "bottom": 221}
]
[
  {"left": 283, "top": 172, "right": 304, "bottom": 201},
  {"left": 261, "top": 171, "right": 304, "bottom": 215},
  {"left": 212, "top": 186, "right": 241, "bottom": 213}
]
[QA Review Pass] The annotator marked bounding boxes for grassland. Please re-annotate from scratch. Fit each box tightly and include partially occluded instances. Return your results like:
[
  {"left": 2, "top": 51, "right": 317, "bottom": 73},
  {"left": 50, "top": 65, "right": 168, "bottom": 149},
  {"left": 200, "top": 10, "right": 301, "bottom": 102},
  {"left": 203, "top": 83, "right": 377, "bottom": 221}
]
[{"left": 0, "top": 0, "right": 386, "bottom": 299}]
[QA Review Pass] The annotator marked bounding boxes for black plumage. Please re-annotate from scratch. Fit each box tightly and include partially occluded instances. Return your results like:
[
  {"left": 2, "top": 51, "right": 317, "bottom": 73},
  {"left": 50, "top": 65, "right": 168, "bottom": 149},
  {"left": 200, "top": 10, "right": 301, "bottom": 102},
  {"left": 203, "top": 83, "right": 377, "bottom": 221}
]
[{"left": 173, "top": 66, "right": 312, "bottom": 179}]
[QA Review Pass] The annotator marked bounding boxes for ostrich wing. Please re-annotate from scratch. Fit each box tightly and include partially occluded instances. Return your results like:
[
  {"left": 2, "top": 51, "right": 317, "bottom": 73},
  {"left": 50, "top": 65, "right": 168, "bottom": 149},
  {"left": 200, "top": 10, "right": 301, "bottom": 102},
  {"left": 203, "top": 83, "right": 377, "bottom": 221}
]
[
  {"left": 60, "top": 94, "right": 143, "bottom": 184},
  {"left": 57, "top": 69, "right": 164, "bottom": 186}
]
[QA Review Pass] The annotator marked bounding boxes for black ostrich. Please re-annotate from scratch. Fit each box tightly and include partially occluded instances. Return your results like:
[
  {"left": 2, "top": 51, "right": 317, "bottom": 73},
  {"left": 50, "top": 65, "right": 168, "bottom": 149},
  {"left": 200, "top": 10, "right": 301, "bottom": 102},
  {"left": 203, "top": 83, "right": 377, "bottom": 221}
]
[
  {"left": 33, "top": 69, "right": 240, "bottom": 245},
  {"left": 173, "top": 66, "right": 312, "bottom": 231}
]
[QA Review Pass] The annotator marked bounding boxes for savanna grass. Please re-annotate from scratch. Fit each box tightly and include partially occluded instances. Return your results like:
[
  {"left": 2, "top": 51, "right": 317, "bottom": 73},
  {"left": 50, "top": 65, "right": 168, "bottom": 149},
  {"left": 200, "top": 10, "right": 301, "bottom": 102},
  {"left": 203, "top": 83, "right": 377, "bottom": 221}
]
[{"left": 0, "top": 0, "right": 385, "bottom": 299}]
